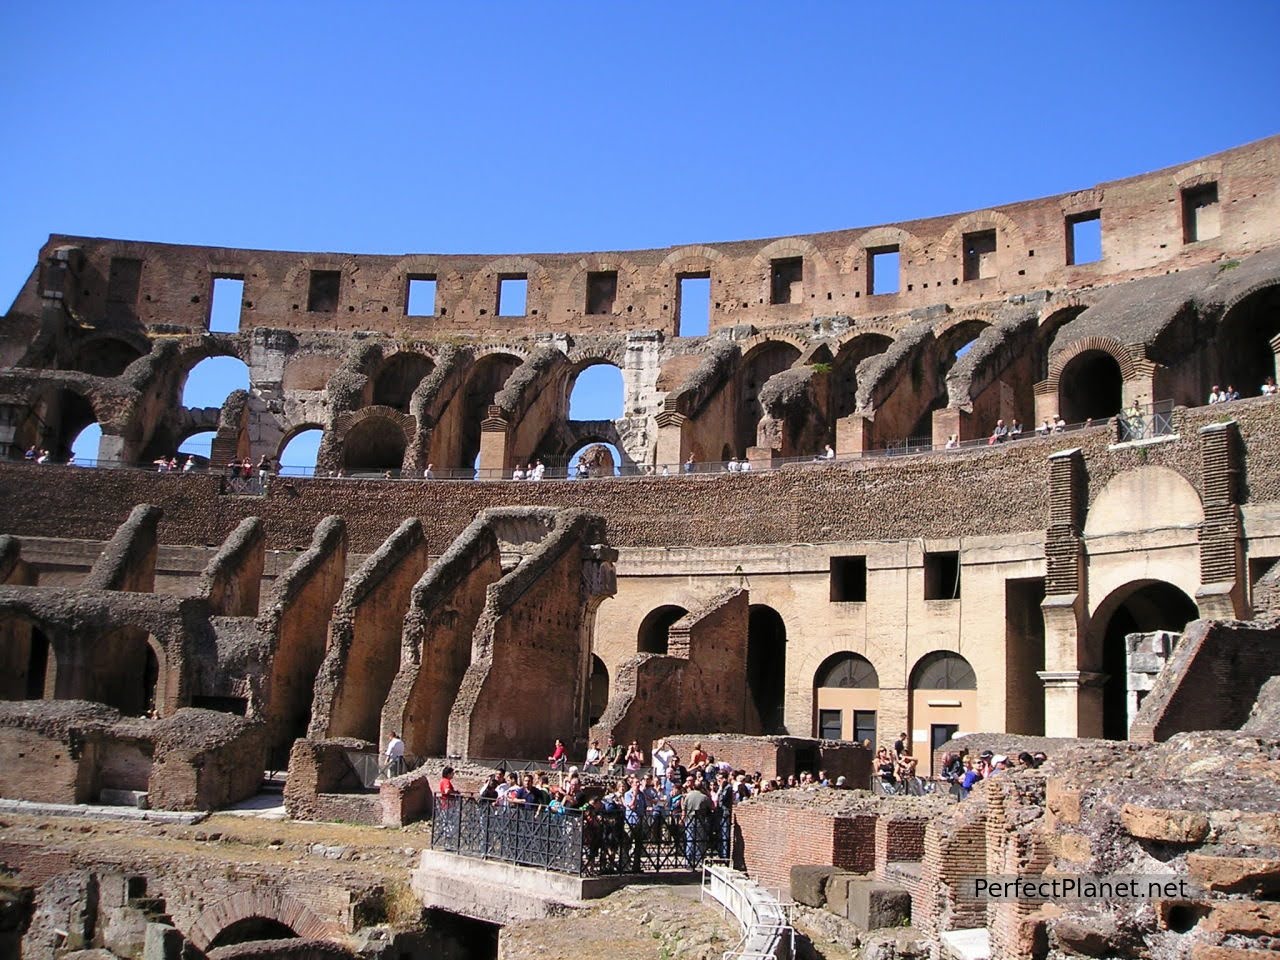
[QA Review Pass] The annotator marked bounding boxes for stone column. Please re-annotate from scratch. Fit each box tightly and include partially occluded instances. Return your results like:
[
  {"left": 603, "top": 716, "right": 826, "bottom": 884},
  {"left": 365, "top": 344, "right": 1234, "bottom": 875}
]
[
  {"left": 653, "top": 408, "right": 687, "bottom": 469},
  {"left": 476, "top": 406, "right": 510, "bottom": 479},
  {"left": 931, "top": 407, "right": 974, "bottom": 448},
  {"left": 1040, "top": 448, "right": 1092, "bottom": 736},
  {"left": 836, "top": 412, "right": 873, "bottom": 456}
]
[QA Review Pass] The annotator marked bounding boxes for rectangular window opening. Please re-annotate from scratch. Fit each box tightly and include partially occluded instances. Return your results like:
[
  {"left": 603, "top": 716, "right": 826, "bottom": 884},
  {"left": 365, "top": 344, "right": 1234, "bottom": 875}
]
[
  {"left": 924, "top": 550, "right": 961, "bottom": 600},
  {"left": 586, "top": 271, "right": 618, "bottom": 315},
  {"left": 962, "top": 230, "right": 997, "bottom": 281},
  {"left": 818, "top": 709, "right": 843, "bottom": 741},
  {"left": 1066, "top": 211, "right": 1103, "bottom": 265},
  {"left": 830, "top": 555, "right": 868, "bottom": 602},
  {"left": 307, "top": 270, "right": 341, "bottom": 313},
  {"left": 770, "top": 257, "right": 803, "bottom": 304},
  {"left": 209, "top": 277, "right": 244, "bottom": 333},
  {"left": 869, "top": 246, "right": 900, "bottom": 295},
  {"left": 497, "top": 275, "right": 528, "bottom": 316},
  {"left": 854, "top": 710, "right": 877, "bottom": 746},
  {"left": 406, "top": 276, "right": 437, "bottom": 316},
  {"left": 1182, "top": 183, "right": 1220, "bottom": 243},
  {"left": 677, "top": 273, "right": 711, "bottom": 336}
]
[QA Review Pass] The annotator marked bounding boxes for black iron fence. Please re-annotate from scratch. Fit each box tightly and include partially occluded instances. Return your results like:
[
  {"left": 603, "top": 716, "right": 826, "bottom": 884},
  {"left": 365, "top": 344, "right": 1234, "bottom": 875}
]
[
  {"left": 431, "top": 796, "right": 729, "bottom": 876},
  {"left": 1117, "top": 399, "right": 1176, "bottom": 443}
]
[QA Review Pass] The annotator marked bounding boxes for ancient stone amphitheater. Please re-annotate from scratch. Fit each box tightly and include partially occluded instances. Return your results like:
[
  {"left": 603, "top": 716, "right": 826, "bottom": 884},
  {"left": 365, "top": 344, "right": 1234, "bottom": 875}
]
[{"left": 0, "top": 137, "right": 1277, "bottom": 959}]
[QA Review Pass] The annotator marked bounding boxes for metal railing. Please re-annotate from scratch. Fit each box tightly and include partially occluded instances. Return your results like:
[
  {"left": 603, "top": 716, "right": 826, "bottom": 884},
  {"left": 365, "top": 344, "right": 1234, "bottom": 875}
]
[
  {"left": 431, "top": 796, "right": 729, "bottom": 876},
  {"left": 702, "top": 861, "right": 794, "bottom": 960},
  {"left": 1116, "top": 399, "right": 1176, "bottom": 443}
]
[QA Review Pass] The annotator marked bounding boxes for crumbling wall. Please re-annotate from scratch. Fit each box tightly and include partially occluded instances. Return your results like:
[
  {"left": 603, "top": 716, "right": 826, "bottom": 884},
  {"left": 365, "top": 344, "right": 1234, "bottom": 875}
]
[
  {"left": 446, "top": 510, "right": 613, "bottom": 759},
  {"left": 148, "top": 708, "right": 267, "bottom": 811},
  {"left": 383, "top": 514, "right": 503, "bottom": 758},
  {"left": 197, "top": 517, "right": 265, "bottom": 617},
  {"left": 256, "top": 516, "right": 347, "bottom": 767},
  {"left": 1129, "top": 618, "right": 1280, "bottom": 741},
  {"left": 283, "top": 737, "right": 382, "bottom": 825},
  {"left": 81, "top": 503, "right": 162, "bottom": 593},
  {"left": 593, "top": 589, "right": 752, "bottom": 746},
  {"left": 310, "top": 518, "right": 429, "bottom": 742}
]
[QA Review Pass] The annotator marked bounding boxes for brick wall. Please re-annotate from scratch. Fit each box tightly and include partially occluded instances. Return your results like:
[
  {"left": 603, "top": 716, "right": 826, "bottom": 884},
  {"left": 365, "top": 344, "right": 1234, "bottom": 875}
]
[{"left": 734, "top": 800, "right": 876, "bottom": 891}]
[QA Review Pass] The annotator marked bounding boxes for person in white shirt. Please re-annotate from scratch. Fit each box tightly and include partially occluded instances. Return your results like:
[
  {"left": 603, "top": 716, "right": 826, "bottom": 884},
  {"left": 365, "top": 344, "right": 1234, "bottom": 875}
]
[
  {"left": 385, "top": 732, "right": 405, "bottom": 777},
  {"left": 1208, "top": 385, "right": 1223, "bottom": 404},
  {"left": 512, "top": 464, "right": 525, "bottom": 481}
]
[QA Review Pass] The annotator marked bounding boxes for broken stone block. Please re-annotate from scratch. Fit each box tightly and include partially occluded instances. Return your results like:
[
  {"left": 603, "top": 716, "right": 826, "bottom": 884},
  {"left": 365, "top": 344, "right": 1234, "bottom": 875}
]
[
  {"left": 847, "top": 880, "right": 910, "bottom": 931},
  {"left": 1120, "top": 803, "right": 1210, "bottom": 843},
  {"left": 143, "top": 923, "right": 183, "bottom": 960},
  {"left": 790, "top": 864, "right": 840, "bottom": 908}
]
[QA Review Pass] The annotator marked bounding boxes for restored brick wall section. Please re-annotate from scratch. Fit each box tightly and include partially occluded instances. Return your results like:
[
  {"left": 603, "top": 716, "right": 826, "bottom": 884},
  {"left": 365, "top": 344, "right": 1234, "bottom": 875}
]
[
  {"left": 0, "top": 842, "right": 74, "bottom": 885},
  {"left": 0, "top": 726, "right": 94, "bottom": 803},
  {"left": 875, "top": 815, "right": 928, "bottom": 872},
  {"left": 1129, "top": 619, "right": 1280, "bottom": 740},
  {"left": 734, "top": 800, "right": 877, "bottom": 891},
  {"left": 916, "top": 799, "right": 989, "bottom": 938}
]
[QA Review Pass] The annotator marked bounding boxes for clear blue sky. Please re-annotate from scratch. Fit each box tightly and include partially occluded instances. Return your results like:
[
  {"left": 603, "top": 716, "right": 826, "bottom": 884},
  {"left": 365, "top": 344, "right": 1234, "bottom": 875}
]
[{"left": 2, "top": 2, "right": 1277, "bottom": 465}]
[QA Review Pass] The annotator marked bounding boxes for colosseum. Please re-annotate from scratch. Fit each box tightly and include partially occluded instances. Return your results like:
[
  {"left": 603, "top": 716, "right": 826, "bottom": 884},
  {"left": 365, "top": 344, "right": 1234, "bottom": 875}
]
[{"left": 0, "top": 136, "right": 1277, "bottom": 960}]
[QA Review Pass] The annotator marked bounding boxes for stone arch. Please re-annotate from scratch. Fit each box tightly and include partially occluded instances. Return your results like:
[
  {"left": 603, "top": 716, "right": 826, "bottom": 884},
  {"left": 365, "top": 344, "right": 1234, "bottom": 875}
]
[
  {"left": 470, "top": 256, "right": 554, "bottom": 317},
  {"left": 1058, "top": 349, "right": 1125, "bottom": 423},
  {"left": 281, "top": 257, "right": 350, "bottom": 313},
  {"left": 589, "top": 654, "right": 609, "bottom": 726},
  {"left": 750, "top": 237, "right": 831, "bottom": 307},
  {"left": 190, "top": 890, "right": 338, "bottom": 951},
  {"left": 385, "top": 254, "right": 449, "bottom": 312},
  {"left": 69, "top": 333, "right": 149, "bottom": 377},
  {"left": 1034, "top": 303, "right": 1089, "bottom": 382},
  {"left": 371, "top": 351, "right": 435, "bottom": 413},
  {"left": 843, "top": 226, "right": 927, "bottom": 284},
  {"left": 1215, "top": 281, "right": 1280, "bottom": 399},
  {"left": 1085, "top": 466, "right": 1203, "bottom": 539},
  {"left": 736, "top": 338, "right": 804, "bottom": 456},
  {"left": 907, "top": 650, "right": 977, "bottom": 769},
  {"left": 812, "top": 651, "right": 880, "bottom": 742},
  {"left": 1046, "top": 335, "right": 1138, "bottom": 383},
  {"left": 1086, "top": 580, "right": 1199, "bottom": 740},
  {"left": 638, "top": 604, "right": 688, "bottom": 655},
  {"left": 333, "top": 407, "right": 414, "bottom": 472},
  {"left": 0, "top": 611, "right": 56, "bottom": 701},
  {"left": 939, "top": 209, "right": 1028, "bottom": 262},
  {"left": 831, "top": 333, "right": 894, "bottom": 419},
  {"left": 561, "top": 255, "right": 643, "bottom": 313},
  {"left": 42, "top": 385, "right": 108, "bottom": 461}
]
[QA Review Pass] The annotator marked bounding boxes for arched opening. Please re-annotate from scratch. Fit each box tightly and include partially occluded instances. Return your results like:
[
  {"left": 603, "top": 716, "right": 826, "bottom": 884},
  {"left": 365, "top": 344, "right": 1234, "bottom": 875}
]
[
  {"left": 737, "top": 343, "right": 801, "bottom": 456},
  {"left": 373, "top": 352, "right": 434, "bottom": 412},
  {"left": 89, "top": 628, "right": 162, "bottom": 717},
  {"left": 638, "top": 605, "right": 688, "bottom": 655},
  {"left": 1092, "top": 581, "right": 1198, "bottom": 740},
  {"left": 832, "top": 335, "right": 893, "bottom": 419},
  {"left": 589, "top": 655, "right": 609, "bottom": 725},
  {"left": 908, "top": 651, "right": 977, "bottom": 772},
  {"left": 813, "top": 652, "right": 879, "bottom": 742},
  {"left": 1059, "top": 350, "right": 1123, "bottom": 423},
  {"left": 278, "top": 427, "right": 324, "bottom": 475},
  {"left": 48, "top": 389, "right": 98, "bottom": 462},
  {"left": 458, "top": 353, "right": 521, "bottom": 469},
  {"left": 178, "top": 430, "right": 216, "bottom": 464},
  {"left": 569, "top": 362, "right": 624, "bottom": 420},
  {"left": 71, "top": 337, "right": 144, "bottom": 378},
  {"left": 207, "top": 917, "right": 298, "bottom": 950},
  {"left": 747, "top": 604, "right": 787, "bottom": 734},
  {"left": 0, "top": 616, "right": 54, "bottom": 701},
  {"left": 1215, "top": 285, "right": 1280, "bottom": 398},
  {"left": 69, "top": 422, "right": 103, "bottom": 464},
  {"left": 909, "top": 320, "right": 990, "bottom": 438},
  {"left": 1034, "top": 307, "right": 1086, "bottom": 382},
  {"left": 567, "top": 439, "right": 623, "bottom": 478},
  {"left": 143, "top": 645, "right": 160, "bottom": 714},
  {"left": 341, "top": 417, "right": 407, "bottom": 473},
  {"left": 181, "top": 356, "right": 250, "bottom": 409}
]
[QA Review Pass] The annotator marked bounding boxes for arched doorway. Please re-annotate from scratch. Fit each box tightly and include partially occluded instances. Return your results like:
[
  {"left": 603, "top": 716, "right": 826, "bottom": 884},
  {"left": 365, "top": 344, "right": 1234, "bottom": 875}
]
[
  {"left": 278, "top": 427, "right": 324, "bottom": 475},
  {"left": 909, "top": 320, "right": 990, "bottom": 438},
  {"left": 1059, "top": 350, "right": 1123, "bottom": 422},
  {"left": 0, "top": 615, "right": 54, "bottom": 701},
  {"left": 569, "top": 362, "right": 624, "bottom": 420},
  {"left": 747, "top": 605, "right": 787, "bottom": 733},
  {"left": 637, "top": 605, "right": 688, "bottom": 655},
  {"left": 589, "top": 655, "right": 609, "bottom": 725},
  {"left": 341, "top": 416, "right": 408, "bottom": 473},
  {"left": 48, "top": 389, "right": 98, "bottom": 462},
  {"left": 178, "top": 430, "right": 216, "bottom": 464},
  {"left": 813, "top": 652, "right": 879, "bottom": 743},
  {"left": 207, "top": 918, "right": 298, "bottom": 950},
  {"left": 457, "top": 353, "right": 522, "bottom": 469},
  {"left": 1092, "top": 581, "right": 1198, "bottom": 740},
  {"left": 908, "top": 651, "right": 977, "bottom": 772},
  {"left": 737, "top": 343, "right": 801, "bottom": 456},
  {"left": 1215, "top": 284, "right": 1280, "bottom": 398},
  {"left": 832, "top": 334, "right": 893, "bottom": 420},
  {"left": 69, "top": 421, "right": 103, "bottom": 465},
  {"left": 182, "top": 356, "right": 250, "bottom": 409}
]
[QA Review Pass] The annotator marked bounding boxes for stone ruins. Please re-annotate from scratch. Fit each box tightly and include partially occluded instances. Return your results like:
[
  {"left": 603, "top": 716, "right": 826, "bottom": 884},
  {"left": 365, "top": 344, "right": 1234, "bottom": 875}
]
[{"left": 0, "top": 136, "right": 1278, "bottom": 959}]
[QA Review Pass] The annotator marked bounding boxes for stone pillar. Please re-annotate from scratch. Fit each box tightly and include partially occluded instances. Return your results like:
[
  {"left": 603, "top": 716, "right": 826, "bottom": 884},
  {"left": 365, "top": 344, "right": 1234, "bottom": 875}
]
[
  {"left": 1197, "top": 420, "right": 1247, "bottom": 618},
  {"left": 1040, "top": 448, "right": 1092, "bottom": 736},
  {"left": 836, "top": 413, "right": 873, "bottom": 456},
  {"left": 476, "top": 406, "right": 510, "bottom": 479},
  {"left": 931, "top": 407, "right": 974, "bottom": 448},
  {"left": 746, "top": 446, "right": 776, "bottom": 471},
  {"left": 1033, "top": 380, "right": 1056, "bottom": 428},
  {"left": 97, "top": 432, "right": 129, "bottom": 466},
  {"left": 654, "top": 408, "right": 687, "bottom": 470},
  {"left": 1120, "top": 358, "right": 1159, "bottom": 412}
]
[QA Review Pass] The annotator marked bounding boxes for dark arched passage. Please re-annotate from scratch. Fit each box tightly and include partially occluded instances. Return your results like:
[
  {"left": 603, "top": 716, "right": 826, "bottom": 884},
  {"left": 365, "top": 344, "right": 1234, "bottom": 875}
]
[
  {"left": 637, "top": 605, "right": 688, "bottom": 655},
  {"left": 589, "top": 655, "right": 609, "bottom": 726},
  {"left": 1093, "top": 581, "right": 1198, "bottom": 740},
  {"left": 736, "top": 343, "right": 801, "bottom": 457},
  {"left": 207, "top": 917, "right": 298, "bottom": 950},
  {"left": 747, "top": 604, "right": 787, "bottom": 734},
  {"left": 341, "top": 417, "right": 408, "bottom": 472},
  {"left": 373, "top": 353, "right": 434, "bottom": 412},
  {"left": 1059, "top": 350, "right": 1123, "bottom": 422},
  {"left": 1215, "top": 285, "right": 1280, "bottom": 398}
]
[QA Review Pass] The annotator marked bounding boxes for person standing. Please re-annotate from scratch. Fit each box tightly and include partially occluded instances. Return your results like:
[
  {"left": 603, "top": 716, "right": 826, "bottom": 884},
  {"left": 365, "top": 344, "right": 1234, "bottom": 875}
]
[{"left": 385, "top": 731, "right": 405, "bottom": 777}]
